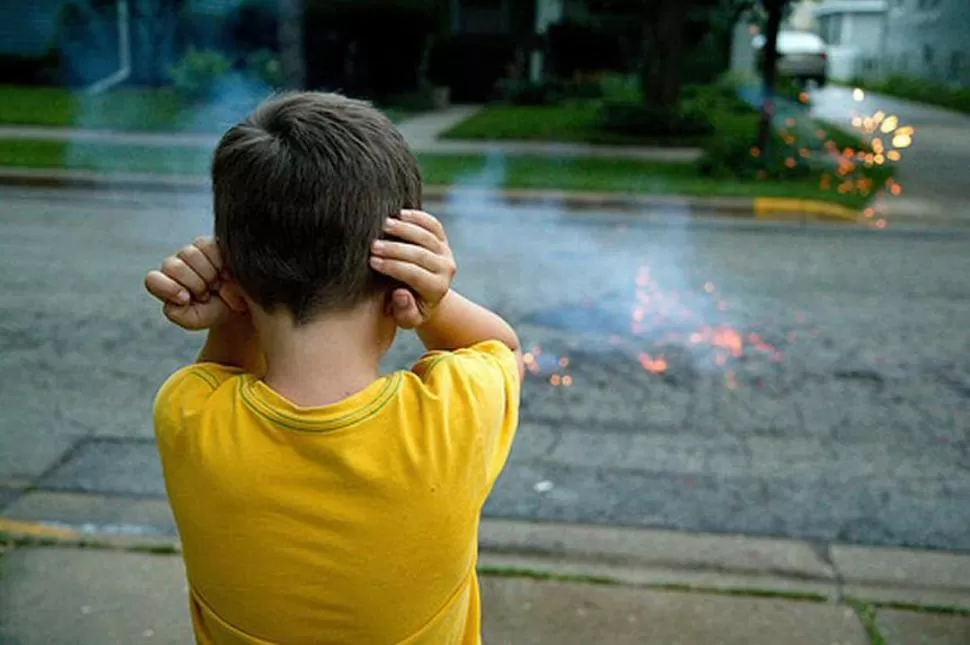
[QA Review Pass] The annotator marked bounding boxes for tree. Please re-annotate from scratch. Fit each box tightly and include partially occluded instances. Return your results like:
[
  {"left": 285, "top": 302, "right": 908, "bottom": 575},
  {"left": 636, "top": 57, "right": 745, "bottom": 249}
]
[
  {"left": 755, "top": 0, "right": 790, "bottom": 153},
  {"left": 590, "top": 0, "right": 753, "bottom": 111}
]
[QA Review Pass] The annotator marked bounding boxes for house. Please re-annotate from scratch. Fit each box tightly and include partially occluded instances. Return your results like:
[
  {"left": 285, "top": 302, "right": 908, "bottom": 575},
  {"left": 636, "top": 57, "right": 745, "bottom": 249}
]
[
  {"left": 0, "top": 0, "right": 67, "bottom": 56},
  {"left": 786, "top": 0, "right": 819, "bottom": 32},
  {"left": 881, "top": 0, "right": 970, "bottom": 86},
  {"left": 812, "top": 0, "right": 887, "bottom": 82}
]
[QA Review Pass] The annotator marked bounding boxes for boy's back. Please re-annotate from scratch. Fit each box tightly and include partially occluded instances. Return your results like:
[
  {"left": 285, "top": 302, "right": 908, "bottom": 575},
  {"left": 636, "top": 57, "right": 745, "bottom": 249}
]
[
  {"left": 145, "top": 92, "right": 524, "bottom": 644},
  {"left": 155, "top": 341, "right": 518, "bottom": 644}
]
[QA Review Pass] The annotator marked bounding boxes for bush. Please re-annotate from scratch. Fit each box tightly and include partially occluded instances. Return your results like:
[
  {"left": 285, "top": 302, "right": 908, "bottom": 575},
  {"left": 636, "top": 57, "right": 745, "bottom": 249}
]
[
  {"left": 598, "top": 99, "right": 714, "bottom": 138},
  {"left": 385, "top": 85, "right": 437, "bottom": 112},
  {"left": 492, "top": 77, "right": 603, "bottom": 106},
  {"left": 863, "top": 75, "right": 970, "bottom": 115},
  {"left": 681, "top": 83, "right": 752, "bottom": 118},
  {"left": 697, "top": 113, "right": 760, "bottom": 178},
  {"left": 0, "top": 51, "right": 61, "bottom": 85},
  {"left": 494, "top": 79, "right": 562, "bottom": 106},
  {"left": 245, "top": 49, "right": 283, "bottom": 89},
  {"left": 698, "top": 111, "right": 813, "bottom": 180},
  {"left": 599, "top": 73, "right": 641, "bottom": 102},
  {"left": 429, "top": 34, "right": 517, "bottom": 102},
  {"left": 170, "top": 47, "right": 233, "bottom": 102}
]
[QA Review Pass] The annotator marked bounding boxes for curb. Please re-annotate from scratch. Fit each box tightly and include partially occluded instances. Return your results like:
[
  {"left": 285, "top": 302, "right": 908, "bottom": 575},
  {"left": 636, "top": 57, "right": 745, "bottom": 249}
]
[
  {"left": 4, "top": 168, "right": 968, "bottom": 229},
  {"left": 3, "top": 514, "right": 970, "bottom": 610},
  {"left": 0, "top": 168, "right": 856, "bottom": 225}
]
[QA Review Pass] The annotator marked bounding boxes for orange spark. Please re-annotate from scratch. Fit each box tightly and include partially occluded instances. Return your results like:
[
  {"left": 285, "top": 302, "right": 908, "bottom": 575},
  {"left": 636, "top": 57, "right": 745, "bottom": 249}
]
[
  {"left": 712, "top": 327, "right": 743, "bottom": 357},
  {"left": 638, "top": 353, "right": 668, "bottom": 374}
]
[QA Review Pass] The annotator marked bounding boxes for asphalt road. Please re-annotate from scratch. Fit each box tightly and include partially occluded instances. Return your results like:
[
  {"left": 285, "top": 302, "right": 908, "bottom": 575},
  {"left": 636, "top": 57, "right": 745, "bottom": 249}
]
[{"left": 1, "top": 186, "right": 968, "bottom": 550}]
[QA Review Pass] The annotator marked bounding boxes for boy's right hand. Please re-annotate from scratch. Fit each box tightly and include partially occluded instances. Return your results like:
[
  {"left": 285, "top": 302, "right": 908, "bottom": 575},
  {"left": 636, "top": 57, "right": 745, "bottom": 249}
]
[
  {"left": 370, "top": 210, "right": 456, "bottom": 330},
  {"left": 144, "top": 236, "right": 247, "bottom": 331}
]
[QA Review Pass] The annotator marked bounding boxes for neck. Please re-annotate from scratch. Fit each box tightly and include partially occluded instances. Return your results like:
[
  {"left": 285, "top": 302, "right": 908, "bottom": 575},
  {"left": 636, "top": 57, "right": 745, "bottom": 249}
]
[{"left": 253, "top": 302, "right": 387, "bottom": 408}]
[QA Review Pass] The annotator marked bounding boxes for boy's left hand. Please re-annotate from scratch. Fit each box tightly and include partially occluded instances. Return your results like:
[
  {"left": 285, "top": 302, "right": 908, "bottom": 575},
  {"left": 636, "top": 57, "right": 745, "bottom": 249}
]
[
  {"left": 370, "top": 209, "right": 456, "bottom": 329},
  {"left": 144, "top": 236, "right": 247, "bottom": 331}
]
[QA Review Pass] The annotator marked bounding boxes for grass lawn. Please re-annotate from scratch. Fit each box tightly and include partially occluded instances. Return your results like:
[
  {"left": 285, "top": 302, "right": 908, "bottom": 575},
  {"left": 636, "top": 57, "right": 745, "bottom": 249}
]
[
  {"left": 439, "top": 104, "right": 709, "bottom": 147},
  {"left": 0, "top": 139, "right": 882, "bottom": 209},
  {"left": 0, "top": 85, "right": 414, "bottom": 132},
  {"left": 0, "top": 86, "right": 194, "bottom": 131}
]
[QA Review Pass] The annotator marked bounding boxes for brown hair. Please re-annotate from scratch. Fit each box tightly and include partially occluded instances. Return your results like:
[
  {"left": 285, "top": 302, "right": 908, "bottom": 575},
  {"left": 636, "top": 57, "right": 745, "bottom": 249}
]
[{"left": 212, "top": 91, "right": 422, "bottom": 324}]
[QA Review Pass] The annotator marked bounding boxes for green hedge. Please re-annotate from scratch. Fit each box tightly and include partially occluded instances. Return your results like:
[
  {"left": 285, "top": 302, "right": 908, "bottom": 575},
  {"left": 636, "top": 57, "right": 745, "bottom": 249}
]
[{"left": 853, "top": 75, "right": 970, "bottom": 115}]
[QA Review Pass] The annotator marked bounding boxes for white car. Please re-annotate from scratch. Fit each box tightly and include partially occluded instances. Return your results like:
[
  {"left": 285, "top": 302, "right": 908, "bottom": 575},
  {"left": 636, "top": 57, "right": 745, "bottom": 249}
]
[{"left": 753, "top": 31, "right": 829, "bottom": 87}]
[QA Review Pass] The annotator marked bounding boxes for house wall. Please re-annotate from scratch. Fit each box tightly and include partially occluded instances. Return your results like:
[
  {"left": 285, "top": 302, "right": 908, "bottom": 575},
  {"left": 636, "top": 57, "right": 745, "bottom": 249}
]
[
  {"left": 882, "top": 0, "right": 970, "bottom": 85},
  {"left": 787, "top": 0, "right": 818, "bottom": 31},
  {"left": 0, "top": 0, "right": 68, "bottom": 56},
  {"left": 817, "top": 9, "right": 886, "bottom": 81}
]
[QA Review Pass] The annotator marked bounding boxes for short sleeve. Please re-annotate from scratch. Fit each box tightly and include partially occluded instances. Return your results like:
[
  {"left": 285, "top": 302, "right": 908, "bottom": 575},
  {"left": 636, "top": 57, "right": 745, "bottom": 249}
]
[
  {"left": 412, "top": 341, "right": 521, "bottom": 497},
  {"left": 153, "top": 363, "right": 242, "bottom": 447}
]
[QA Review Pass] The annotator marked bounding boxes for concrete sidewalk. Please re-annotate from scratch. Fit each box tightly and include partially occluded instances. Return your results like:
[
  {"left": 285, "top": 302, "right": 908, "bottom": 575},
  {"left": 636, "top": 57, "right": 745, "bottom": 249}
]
[
  {"left": 1, "top": 540, "right": 967, "bottom": 645},
  {"left": 3, "top": 514, "right": 970, "bottom": 643},
  {"left": 0, "top": 107, "right": 701, "bottom": 162}
]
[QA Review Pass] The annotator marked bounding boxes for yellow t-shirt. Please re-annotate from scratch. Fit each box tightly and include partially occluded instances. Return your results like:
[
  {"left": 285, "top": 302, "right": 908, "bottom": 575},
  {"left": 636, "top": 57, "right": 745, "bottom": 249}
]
[{"left": 153, "top": 340, "right": 520, "bottom": 645}]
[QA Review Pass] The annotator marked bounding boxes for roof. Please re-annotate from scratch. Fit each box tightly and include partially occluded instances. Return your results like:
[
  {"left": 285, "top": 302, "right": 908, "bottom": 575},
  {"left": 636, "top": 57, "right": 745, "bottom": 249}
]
[{"left": 813, "top": 0, "right": 887, "bottom": 18}]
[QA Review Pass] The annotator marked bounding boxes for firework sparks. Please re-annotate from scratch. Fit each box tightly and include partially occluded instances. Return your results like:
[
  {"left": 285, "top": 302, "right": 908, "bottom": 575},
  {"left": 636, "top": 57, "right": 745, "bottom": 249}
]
[{"left": 639, "top": 353, "right": 668, "bottom": 374}]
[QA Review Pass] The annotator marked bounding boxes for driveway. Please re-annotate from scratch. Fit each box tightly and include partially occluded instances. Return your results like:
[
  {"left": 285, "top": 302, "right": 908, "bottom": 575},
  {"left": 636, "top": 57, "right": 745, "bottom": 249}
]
[{"left": 811, "top": 86, "right": 970, "bottom": 212}]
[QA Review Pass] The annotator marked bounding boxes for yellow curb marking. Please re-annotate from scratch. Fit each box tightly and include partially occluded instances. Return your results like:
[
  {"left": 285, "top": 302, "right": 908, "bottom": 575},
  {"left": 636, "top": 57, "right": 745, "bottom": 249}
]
[
  {"left": 755, "top": 197, "right": 859, "bottom": 222},
  {"left": 0, "top": 518, "right": 79, "bottom": 540}
]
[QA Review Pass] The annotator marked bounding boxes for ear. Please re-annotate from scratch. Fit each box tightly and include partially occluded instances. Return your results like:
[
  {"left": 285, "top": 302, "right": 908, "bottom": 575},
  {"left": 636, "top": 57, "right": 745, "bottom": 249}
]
[
  {"left": 218, "top": 280, "right": 249, "bottom": 313},
  {"left": 388, "top": 288, "right": 422, "bottom": 329}
]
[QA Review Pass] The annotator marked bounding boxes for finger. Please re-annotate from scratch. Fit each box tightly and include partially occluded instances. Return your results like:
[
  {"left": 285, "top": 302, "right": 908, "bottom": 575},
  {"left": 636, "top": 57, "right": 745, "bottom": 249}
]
[
  {"left": 370, "top": 257, "right": 441, "bottom": 295},
  {"left": 145, "top": 270, "right": 190, "bottom": 305},
  {"left": 383, "top": 217, "right": 442, "bottom": 251},
  {"left": 160, "top": 256, "right": 209, "bottom": 299},
  {"left": 400, "top": 210, "right": 446, "bottom": 242},
  {"left": 177, "top": 243, "right": 219, "bottom": 285},
  {"left": 192, "top": 236, "right": 224, "bottom": 272},
  {"left": 163, "top": 298, "right": 230, "bottom": 331},
  {"left": 162, "top": 302, "right": 206, "bottom": 331},
  {"left": 371, "top": 240, "right": 446, "bottom": 273}
]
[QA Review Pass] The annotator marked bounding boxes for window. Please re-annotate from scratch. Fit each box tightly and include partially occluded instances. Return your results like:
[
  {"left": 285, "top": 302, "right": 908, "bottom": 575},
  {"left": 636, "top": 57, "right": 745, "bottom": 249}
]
[
  {"left": 820, "top": 14, "right": 843, "bottom": 46},
  {"left": 923, "top": 44, "right": 934, "bottom": 65}
]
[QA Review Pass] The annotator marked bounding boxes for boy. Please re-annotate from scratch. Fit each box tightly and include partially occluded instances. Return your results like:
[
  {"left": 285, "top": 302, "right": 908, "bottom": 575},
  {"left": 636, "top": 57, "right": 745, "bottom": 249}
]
[{"left": 144, "top": 92, "right": 523, "bottom": 644}]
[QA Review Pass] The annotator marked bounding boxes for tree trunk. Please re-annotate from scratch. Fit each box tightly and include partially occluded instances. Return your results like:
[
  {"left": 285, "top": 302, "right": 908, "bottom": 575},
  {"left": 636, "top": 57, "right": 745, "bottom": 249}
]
[
  {"left": 640, "top": 0, "right": 688, "bottom": 111},
  {"left": 757, "top": 0, "right": 783, "bottom": 153},
  {"left": 278, "top": 0, "right": 306, "bottom": 90}
]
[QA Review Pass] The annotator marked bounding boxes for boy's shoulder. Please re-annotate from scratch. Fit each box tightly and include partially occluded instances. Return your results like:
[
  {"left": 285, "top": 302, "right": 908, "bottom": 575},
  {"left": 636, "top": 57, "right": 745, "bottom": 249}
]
[{"left": 411, "top": 340, "right": 519, "bottom": 386}]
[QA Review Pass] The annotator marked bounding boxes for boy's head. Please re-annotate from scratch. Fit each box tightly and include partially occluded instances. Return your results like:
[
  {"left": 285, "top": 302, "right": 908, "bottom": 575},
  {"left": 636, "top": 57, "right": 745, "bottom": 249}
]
[{"left": 212, "top": 92, "right": 421, "bottom": 325}]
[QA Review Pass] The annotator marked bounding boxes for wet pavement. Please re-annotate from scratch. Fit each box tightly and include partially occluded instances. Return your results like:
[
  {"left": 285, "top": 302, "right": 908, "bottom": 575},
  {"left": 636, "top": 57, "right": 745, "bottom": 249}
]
[
  {"left": 811, "top": 86, "right": 970, "bottom": 210},
  {"left": 1, "top": 186, "right": 968, "bottom": 550}
]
